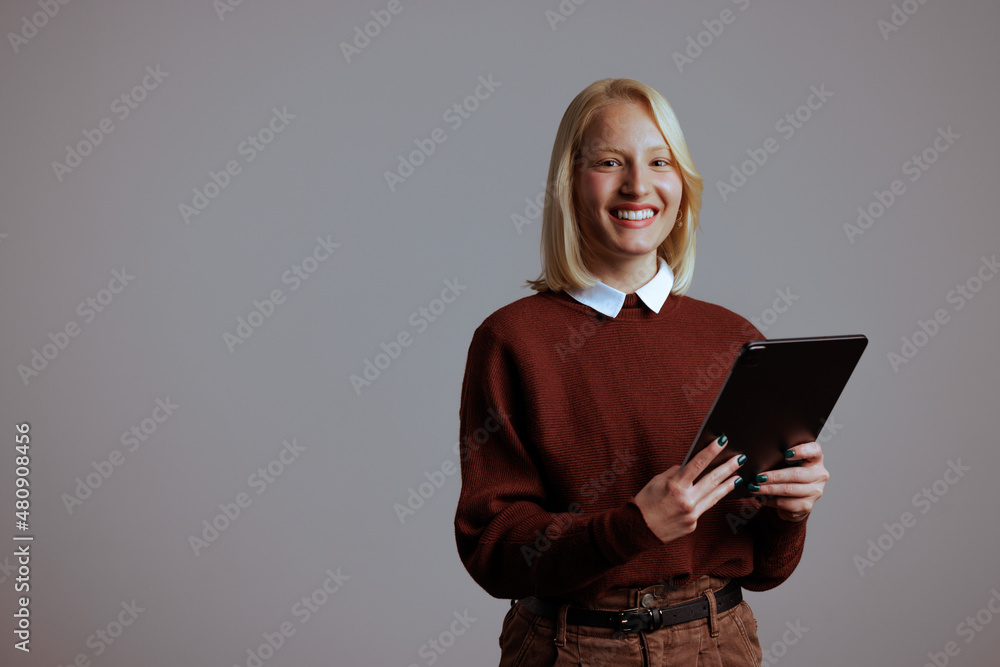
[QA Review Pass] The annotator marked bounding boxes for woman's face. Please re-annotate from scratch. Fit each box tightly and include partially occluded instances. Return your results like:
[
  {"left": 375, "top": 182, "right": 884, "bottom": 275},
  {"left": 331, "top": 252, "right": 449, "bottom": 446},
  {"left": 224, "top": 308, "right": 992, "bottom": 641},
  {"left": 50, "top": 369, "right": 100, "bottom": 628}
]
[{"left": 573, "top": 102, "right": 683, "bottom": 274}]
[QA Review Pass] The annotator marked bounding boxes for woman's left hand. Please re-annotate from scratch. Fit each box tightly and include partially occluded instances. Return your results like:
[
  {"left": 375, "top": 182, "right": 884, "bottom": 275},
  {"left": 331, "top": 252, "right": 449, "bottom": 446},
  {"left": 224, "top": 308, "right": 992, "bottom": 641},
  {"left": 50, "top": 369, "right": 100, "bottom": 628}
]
[{"left": 749, "top": 441, "right": 829, "bottom": 522}]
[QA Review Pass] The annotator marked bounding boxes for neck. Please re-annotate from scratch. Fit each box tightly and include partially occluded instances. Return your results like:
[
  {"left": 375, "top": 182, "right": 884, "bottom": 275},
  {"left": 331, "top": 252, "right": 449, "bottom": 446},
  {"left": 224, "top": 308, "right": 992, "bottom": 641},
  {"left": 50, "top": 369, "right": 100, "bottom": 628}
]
[{"left": 589, "top": 255, "right": 659, "bottom": 293}]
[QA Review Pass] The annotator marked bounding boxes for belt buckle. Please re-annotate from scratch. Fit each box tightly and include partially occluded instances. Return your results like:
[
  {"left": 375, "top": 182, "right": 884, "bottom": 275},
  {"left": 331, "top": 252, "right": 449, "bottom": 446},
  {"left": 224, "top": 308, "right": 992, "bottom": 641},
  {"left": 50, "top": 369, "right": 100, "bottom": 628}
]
[{"left": 616, "top": 607, "right": 652, "bottom": 634}]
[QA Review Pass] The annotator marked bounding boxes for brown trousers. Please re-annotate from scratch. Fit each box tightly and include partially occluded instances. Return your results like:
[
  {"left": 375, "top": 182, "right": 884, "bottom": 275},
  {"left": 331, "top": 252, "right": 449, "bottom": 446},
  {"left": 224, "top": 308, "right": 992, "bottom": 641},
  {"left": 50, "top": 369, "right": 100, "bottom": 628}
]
[{"left": 499, "top": 576, "right": 762, "bottom": 666}]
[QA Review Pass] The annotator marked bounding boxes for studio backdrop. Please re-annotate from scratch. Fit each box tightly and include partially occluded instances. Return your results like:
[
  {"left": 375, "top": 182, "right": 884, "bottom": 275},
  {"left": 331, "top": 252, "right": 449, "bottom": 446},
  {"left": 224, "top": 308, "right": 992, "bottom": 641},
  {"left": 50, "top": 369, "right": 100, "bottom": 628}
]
[{"left": 1, "top": 0, "right": 999, "bottom": 665}]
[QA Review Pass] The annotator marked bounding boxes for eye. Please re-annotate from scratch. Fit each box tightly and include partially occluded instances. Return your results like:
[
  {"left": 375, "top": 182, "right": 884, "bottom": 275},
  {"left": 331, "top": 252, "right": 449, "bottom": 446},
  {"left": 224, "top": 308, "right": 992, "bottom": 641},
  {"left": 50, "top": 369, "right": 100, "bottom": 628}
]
[
  {"left": 597, "top": 159, "right": 620, "bottom": 167},
  {"left": 652, "top": 158, "right": 672, "bottom": 167}
]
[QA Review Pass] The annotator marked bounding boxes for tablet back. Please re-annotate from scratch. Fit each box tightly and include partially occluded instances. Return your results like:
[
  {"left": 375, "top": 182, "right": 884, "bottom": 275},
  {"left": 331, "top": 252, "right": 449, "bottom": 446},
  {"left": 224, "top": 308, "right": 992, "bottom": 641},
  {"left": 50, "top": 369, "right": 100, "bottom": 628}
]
[{"left": 683, "top": 334, "right": 868, "bottom": 498}]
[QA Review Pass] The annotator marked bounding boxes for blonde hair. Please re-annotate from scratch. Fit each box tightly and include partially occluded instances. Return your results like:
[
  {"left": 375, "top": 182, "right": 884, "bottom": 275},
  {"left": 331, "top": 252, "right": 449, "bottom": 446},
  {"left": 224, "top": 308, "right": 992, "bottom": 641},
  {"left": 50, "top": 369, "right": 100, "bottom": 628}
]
[{"left": 526, "top": 78, "right": 703, "bottom": 295}]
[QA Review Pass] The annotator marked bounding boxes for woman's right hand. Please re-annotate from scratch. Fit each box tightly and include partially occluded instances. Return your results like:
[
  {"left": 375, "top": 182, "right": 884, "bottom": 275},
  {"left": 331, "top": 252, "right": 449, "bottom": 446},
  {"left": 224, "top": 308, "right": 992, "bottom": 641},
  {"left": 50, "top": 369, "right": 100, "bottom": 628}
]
[{"left": 633, "top": 435, "right": 745, "bottom": 544}]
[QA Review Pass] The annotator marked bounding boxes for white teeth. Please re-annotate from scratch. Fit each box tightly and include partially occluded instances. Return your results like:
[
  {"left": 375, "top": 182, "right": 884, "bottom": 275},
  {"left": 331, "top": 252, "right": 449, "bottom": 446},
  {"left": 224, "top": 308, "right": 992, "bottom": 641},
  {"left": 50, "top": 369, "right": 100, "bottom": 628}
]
[{"left": 614, "top": 209, "right": 655, "bottom": 220}]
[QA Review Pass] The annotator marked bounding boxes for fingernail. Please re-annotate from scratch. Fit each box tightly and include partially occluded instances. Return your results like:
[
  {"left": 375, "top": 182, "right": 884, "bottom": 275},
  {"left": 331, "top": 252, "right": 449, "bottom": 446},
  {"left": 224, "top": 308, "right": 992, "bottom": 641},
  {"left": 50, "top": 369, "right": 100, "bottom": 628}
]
[
  {"left": 734, "top": 476, "right": 743, "bottom": 487},
  {"left": 755, "top": 474, "right": 767, "bottom": 483},
  {"left": 718, "top": 434, "right": 728, "bottom": 447},
  {"left": 737, "top": 454, "right": 747, "bottom": 466},
  {"left": 784, "top": 450, "right": 795, "bottom": 459},
  {"left": 747, "top": 483, "right": 760, "bottom": 493}
]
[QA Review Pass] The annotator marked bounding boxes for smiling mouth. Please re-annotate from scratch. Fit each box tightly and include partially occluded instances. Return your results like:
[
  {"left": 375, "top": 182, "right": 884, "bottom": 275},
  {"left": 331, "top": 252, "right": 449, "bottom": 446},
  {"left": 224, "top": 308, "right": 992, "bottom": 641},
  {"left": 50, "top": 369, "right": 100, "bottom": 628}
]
[{"left": 611, "top": 208, "right": 657, "bottom": 221}]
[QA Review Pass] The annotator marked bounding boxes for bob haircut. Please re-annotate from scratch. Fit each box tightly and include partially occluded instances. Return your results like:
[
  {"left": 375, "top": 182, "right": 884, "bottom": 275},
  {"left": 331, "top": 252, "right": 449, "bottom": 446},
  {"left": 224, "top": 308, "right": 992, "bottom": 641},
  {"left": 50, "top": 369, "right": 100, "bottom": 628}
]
[{"left": 526, "top": 78, "right": 703, "bottom": 295}]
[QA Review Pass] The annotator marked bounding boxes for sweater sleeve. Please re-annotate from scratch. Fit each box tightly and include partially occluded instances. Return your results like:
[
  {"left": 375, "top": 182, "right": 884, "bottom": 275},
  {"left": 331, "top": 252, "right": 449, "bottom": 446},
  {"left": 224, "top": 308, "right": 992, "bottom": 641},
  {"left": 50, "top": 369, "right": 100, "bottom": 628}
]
[
  {"left": 741, "top": 504, "right": 809, "bottom": 591},
  {"left": 453, "top": 322, "right": 663, "bottom": 600}
]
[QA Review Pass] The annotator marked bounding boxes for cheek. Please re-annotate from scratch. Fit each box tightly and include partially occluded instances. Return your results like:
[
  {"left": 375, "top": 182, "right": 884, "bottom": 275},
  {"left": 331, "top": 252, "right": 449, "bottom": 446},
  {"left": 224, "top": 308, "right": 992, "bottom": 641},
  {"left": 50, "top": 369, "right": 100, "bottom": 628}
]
[
  {"left": 658, "top": 176, "right": 684, "bottom": 209},
  {"left": 574, "top": 174, "right": 604, "bottom": 214},
  {"left": 667, "top": 174, "right": 684, "bottom": 198}
]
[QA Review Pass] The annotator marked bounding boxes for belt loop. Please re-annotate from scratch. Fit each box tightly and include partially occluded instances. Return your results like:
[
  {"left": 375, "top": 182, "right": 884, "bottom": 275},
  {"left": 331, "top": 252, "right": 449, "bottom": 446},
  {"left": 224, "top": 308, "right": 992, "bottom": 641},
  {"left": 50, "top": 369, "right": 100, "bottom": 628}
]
[
  {"left": 704, "top": 587, "right": 719, "bottom": 638},
  {"left": 554, "top": 603, "right": 570, "bottom": 647}
]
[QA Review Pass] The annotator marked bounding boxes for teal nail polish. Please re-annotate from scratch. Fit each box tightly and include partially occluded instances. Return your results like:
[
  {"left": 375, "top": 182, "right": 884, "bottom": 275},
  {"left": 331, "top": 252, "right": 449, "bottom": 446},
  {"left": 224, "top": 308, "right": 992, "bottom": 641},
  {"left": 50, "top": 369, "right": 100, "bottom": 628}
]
[
  {"left": 734, "top": 476, "right": 743, "bottom": 487},
  {"left": 755, "top": 474, "right": 767, "bottom": 483},
  {"left": 784, "top": 449, "right": 795, "bottom": 459},
  {"left": 737, "top": 454, "right": 747, "bottom": 466},
  {"left": 747, "top": 483, "right": 760, "bottom": 493},
  {"left": 718, "top": 434, "right": 728, "bottom": 447}
]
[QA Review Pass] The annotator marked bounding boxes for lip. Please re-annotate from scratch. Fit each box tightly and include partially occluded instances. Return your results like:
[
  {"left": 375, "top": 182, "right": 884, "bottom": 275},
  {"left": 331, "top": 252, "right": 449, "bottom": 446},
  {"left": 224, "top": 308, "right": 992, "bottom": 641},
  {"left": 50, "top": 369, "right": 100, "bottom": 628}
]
[
  {"left": 607, "top": 205, "right": 659, "bottom": 229},
  {"left": 610, "top": 203, "right": 660, "bottom": 212}
]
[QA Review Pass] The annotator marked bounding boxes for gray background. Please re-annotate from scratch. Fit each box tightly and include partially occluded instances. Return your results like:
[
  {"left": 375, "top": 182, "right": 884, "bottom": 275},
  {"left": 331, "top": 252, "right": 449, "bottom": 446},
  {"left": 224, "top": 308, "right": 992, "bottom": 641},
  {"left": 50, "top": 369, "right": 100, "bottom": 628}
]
[{"left": 1, "top": 0, "right": 998, "bottom": 664}]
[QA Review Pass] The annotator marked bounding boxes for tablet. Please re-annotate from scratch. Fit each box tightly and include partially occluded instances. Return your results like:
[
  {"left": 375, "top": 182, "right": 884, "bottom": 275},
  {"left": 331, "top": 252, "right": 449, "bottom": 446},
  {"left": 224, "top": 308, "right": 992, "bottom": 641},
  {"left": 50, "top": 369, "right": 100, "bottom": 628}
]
[{"left": 681, "top": 334, "right": 868, "bottom": 498}]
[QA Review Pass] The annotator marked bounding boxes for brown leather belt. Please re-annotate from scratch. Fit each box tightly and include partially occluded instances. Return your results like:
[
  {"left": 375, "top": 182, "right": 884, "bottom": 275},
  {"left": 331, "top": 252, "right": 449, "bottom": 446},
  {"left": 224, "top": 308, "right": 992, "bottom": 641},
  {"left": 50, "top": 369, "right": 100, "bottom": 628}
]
[{"left": 517, "top": 579, "right": 742, "bottom": 634}]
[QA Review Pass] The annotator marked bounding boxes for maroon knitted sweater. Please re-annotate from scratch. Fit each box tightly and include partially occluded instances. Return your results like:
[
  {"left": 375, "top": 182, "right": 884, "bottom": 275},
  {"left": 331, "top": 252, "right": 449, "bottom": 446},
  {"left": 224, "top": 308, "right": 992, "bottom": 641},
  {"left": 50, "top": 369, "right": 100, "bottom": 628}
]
[{"left": 454, "top": 288, "right": 808, "bottom": 603}]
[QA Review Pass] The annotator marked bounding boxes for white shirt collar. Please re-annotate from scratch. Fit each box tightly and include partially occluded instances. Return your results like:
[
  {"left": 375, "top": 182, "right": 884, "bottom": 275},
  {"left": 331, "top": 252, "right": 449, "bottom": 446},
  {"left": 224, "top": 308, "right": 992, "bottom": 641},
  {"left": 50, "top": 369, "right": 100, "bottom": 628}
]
[{"left": 565, "top": 257, "right": 674, "bottom": 318}]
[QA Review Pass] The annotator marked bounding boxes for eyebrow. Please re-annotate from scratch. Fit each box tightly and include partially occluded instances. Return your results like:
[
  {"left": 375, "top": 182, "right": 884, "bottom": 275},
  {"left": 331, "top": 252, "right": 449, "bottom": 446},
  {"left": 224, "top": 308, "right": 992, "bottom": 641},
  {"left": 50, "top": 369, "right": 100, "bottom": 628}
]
[{"left": 587, "top": 144, "right": 672, "bottom": 156}]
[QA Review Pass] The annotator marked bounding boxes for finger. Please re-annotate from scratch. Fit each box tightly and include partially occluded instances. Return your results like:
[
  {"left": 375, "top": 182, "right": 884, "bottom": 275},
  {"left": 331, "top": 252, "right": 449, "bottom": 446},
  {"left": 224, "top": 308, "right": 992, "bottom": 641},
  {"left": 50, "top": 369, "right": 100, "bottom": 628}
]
[
  {"left": 677, "top": 434, "right": 731, "bottom": 485},
  {"left": 754, "top": 465, "right": 826, "bottom": 487},
  {"left": 695, "top": 472, "right": 744, "bottom": 516},
  {"left": 755, "top": 491, "right": 807, "bottom": 512},
  {"left": 768, "top": 496, "right": 816, "bottom": 521},
  {"left": 693, "top": 449, "right": 745, "bottom": 498},
  {"left": 752, "top": 481, "right": 819, "bottom": 498},
  {"left": 784, "top": 441, "right": 823, "bottom": 463}
]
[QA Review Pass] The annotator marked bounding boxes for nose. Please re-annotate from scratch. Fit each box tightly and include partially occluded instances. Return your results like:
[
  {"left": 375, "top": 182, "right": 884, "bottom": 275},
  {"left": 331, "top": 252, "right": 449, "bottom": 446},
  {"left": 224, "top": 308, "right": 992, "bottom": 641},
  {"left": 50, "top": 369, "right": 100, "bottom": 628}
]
[{"left": 619, "top": 164, "right": 650, "bottom": 197}]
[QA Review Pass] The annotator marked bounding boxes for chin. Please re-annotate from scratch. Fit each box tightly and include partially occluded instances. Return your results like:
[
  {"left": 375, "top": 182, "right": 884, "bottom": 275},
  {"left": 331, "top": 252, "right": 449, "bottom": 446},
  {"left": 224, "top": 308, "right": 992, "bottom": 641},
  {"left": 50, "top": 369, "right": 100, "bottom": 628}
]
[
  {"left": 613, "top": 236, "right": 664, "bottom": 255},
  {"left": 608, "top": 246, "right": 660, "bottom": 263}
]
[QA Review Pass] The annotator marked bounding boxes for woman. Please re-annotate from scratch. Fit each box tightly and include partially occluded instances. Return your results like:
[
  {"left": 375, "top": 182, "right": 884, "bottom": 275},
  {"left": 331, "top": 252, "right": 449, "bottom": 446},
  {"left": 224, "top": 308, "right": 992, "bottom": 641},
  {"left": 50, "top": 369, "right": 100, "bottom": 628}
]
[{"left": 454, "top": 78, "right": 828, "bottom": 666}]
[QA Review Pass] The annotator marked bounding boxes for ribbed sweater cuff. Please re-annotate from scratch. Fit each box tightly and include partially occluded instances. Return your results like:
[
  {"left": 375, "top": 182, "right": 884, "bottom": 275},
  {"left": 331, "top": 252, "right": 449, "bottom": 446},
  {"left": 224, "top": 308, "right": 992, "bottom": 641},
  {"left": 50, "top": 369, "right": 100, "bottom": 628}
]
[
  {"left": 761, "top": 505, "right": 809, "bottom": 546},
  {"left": 591, "top": 500, "right": 664, "bottom": 565},
  {"left": 748, "top": 506, "right": 809, "bottom": 588}
]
